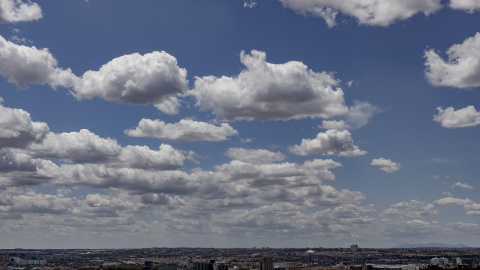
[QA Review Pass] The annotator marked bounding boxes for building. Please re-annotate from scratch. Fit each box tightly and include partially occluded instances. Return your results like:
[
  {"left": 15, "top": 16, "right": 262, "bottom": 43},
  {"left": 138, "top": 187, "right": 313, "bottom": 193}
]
[
  {"left": 144, "top": 261, "right": 154, "bottom": 270},
  {"left": 260, "top": 258, "right": 273, "bottom": 270},
  {"left": 430, "top": 258, "right": 449, "bottom": 267}
]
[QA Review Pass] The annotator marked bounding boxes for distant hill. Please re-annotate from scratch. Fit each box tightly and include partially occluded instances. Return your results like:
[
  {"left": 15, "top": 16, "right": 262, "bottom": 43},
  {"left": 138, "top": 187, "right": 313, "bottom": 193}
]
[{"left": 394, "top": 243, "right": 470, "bottom": 248}]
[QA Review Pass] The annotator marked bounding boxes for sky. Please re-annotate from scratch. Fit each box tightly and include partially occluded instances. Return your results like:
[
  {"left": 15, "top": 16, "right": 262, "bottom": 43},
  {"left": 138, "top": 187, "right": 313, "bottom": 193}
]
[{"left": 0, "top": 0, "right": 480, "bottom": 249}]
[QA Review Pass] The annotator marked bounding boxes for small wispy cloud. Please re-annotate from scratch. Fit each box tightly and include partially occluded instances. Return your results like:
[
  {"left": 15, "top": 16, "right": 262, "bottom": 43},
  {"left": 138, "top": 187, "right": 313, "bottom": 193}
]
[
  {"left": 452, "top": 182, "right": 474, "bottom": 190},
  {"left": 244, "top": 0, "right": 257, "bottom": 9},
  {"left": 370, "top": 158, "right": 401, "bottom": 173}
]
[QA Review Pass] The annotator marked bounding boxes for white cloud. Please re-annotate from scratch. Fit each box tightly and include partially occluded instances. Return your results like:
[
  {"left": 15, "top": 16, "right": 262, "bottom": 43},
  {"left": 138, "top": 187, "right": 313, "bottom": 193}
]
[
  {"left": 117, "top": 144, "right": 184, "bottom": 170},
  {"left": 345, "top": 100, "right": 380, "bottom": 129},
  {"left": 0, "top": 148, "right": 44, "bottom": 172},
  {"left": 214, "top": 158, "right": 342, "bottom": 188},
  {"left": 226, "top": 148, "right": 286, "bottom": 164},
  {"left": 27, "top": 129, "right": 185, "bottom": 170},
  {"left": 425, "top": 32, "right": 480, "bottom": 88},
  {"left": 0, "top": 38, "right": 189, "bottom": 112},
  {"left": 0, "top": 37, "right": 188, "bottom": 113},
  {"left": 191, "top": 50, "right": 348, "bottom": 121},
  {"left": 0, "top": 0, "right": 42, "bottom": 24},
  {"left": 0, "top": 102, "right": 49, "bottom": 148},
  {"left": 4, "top": 189, "right": 76, "bottom": 214},
  {"left": 434, "top": 197, "right": 474, "bottom": 205},
  {"left": 450, "top": 0, "right": 480, "bottom": 13},
  {"left": 154, "top": 96, "right": 181, "bottom": 115},
  {"left": 370, "top": 158, "right": 401, "bottom": 173},
  {"left": 290, "top": 129, "right": 366, "bottom": 157},
  {"left": 433, "top": 106, "right": 480, "bottom": 128},
  {"left": 0, "top": 35, "right": 76, "bottom": 89},
  {"left": 27, "top": 129, "right": 122, "bottom": 163},
  {"left": 278, "top": 0, "right": 442, "bottom": 28},
  {"left": 464, "top": 203, "right": 480, "bottom": 215},
  {"left": 452, "top": 182, "right": 474, "bottom": 189},
  {"left": 125, "top": 118, "right": 238, "bottom": 142},
  {"left": 244, "top": 0, "right": 257, "bottom": 9},
  {"left": 320, "top": 120, "right": 350, "bottom": 130},
  {"left": 73, "top": 51, "right": 188, "bottom": 107},
  {"left": 383, "top": 200, "right": 438, "bottom": 218}
]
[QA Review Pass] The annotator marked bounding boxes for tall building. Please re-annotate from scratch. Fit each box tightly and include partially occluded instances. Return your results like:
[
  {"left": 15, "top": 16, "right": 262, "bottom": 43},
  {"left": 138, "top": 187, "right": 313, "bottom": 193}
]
[
  {"left": 351, "top": 245, "right": 359, "bottom": 252},
  {"left": 260, "top": 258, "right": 273, "bottom": 270},
  {"left": 144, "top": 261, "right": 154, "bottom": 270}
]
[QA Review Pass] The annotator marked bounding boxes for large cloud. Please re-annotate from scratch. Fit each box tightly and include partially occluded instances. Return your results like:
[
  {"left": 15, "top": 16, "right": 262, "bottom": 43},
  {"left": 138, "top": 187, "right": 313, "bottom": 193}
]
[
  {"left": 125, "top": 119, "right": 238, "bottom": 142},
  {"left": 0, "top": 101, "right": 49, "bottom": 148},
  {"left": 0, "top": 38, "right": 188, "bottom": 113},
  {"left": 425, "top": 32, "right": 480, "bottom": 88},
  {"left": 73, "top": 51, "right": 188, "bottom": 107},
  {"left": 278, "top": 0, "right": 442, "bottom": 28},
  {"left": 191, "top": 50, "right": 348, "bottom": 121},
  {"left": 0, "top": 35, "right": 75, "bottom": 89},
  {"left": 450, "top": 0, "right": 480, "bottom": 13},
  {"left": 0, "top": 0, "right": 42, "bottom": 24},
  {"left": 290, "top": 129, "right": 366, "bottom": 157},
  {"left": 433, "top": 106, "right": 480, "bottom": 128},
  {"left": 370, "top": 157, "right": 401, "bottom": 173}
]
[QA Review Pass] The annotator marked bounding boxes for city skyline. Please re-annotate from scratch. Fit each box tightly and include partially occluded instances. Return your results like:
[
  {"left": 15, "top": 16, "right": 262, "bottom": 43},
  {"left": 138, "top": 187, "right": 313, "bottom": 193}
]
[{"left": 0, "top": 0, "right": 480, "bottom": 248}]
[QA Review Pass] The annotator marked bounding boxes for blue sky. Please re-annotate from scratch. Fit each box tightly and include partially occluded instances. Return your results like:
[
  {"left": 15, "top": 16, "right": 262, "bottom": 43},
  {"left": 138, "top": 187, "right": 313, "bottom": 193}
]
[{"left": 0, "top": 0, "right": 480, "bottom": 249}]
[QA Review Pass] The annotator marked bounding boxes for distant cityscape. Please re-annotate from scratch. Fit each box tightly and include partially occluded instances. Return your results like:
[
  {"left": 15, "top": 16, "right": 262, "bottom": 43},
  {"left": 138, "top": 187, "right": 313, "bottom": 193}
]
[{"left": 1, "top": 246, "right": 480, "bottom": 270}]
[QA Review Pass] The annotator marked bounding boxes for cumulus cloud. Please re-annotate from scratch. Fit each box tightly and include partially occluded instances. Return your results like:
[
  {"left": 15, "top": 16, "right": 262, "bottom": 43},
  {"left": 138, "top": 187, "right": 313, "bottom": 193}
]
[
  {"left": 226, "top": 148, "right": 286, "bottom": 164},
  {"left": 452, "top": 182, "right": 474, "bottom": 189},
  {"left": 73, "top": 51, "right": 188, "bottom": 107},
  {"left": 464, "top": 203, "right": 480, "bottom": 215},
  {"left": 125, "top": 119, "right": 238, "bottom": 142},
  {"left": 27, "top": 129, "right": 122, "bottom": 163},
  {"left": 450, "top": 0, "right": 480, "bottom": 13},
  {"left": 277, "top": 0, "right": 442, "bottom": 28},
  {"left": 0, "top": 35, "right": 76, "bottom": 89},
  {"left": 320, "top": 120, "right": 350, "bottom": 130},
  {"left": 319, "top": 101, "right": 379, "bottom": 130},
  {"left": 425, "top": 32, "right": 480, "bottom": 88},
  {"left": 383, "top": 200, "right": 438, "bottom": 218},
  {"left": 0, "top": 41, "right": 188, "bottom": 112},
  {"left": 370, "top": 158, "right": 401, "bottom": 173},
  {"left": 117, "top": 144, "right": 184, "bottom": 170},
  {"left": 434, "top": 197, "right": 474, "bottom": 205},
  {"left": 0, "top": 148, "right": 50, "bottom": 173},
  {"left": 191, "top": 50, "right": 348, "bottom": 121},
  {"left": 0, "top": 0, "right": 42, "bottom": 24},
  {"left": 290, "top": 129, "right": 366, "bottom": 157},
  {"left": 25, "top": 129, "right": 185, "bottom": 170},
  {"left": 433, "top": 106, "right": 480, "bottom": 128},
  {"left": 6, "top": 189, "right": 76, "bottom": 214},
  {"left": 214, "top": 158, "right": 342, "bottom": 189},
  {"left": 0, "top": 101, "right": 49, "bottom": 148}
]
